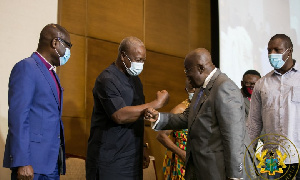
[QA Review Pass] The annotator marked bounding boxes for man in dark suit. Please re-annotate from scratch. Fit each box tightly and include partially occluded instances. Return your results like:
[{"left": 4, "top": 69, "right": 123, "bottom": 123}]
[
  {"left": 145, "top": 48, "right": 254, "bottom": 180},
  {"left": 3, "top": 24, "right": 72, "bottom": 180}
]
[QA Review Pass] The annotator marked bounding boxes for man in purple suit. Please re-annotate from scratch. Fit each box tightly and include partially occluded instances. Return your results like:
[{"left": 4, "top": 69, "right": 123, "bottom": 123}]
[{"left": 3, "top": 24, "right": 72, "bottom": 180}]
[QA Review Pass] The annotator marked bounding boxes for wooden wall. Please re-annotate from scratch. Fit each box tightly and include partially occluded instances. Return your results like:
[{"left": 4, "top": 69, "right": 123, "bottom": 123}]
[{"left": 57, "top": 0, "right": 211, "bottom": 179}]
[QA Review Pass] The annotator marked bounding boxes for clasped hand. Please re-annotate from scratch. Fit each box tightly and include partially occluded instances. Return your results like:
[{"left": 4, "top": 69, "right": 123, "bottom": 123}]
[
  {"left": 144, "top": 107, "right": 159, "bottom": 122},
  {"left": 17, "top": 165, "right": 34, "bottom": 180}
]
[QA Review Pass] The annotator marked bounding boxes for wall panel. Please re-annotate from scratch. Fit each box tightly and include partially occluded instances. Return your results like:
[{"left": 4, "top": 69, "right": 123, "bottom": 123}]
[
  {"left": 142, "top": 51, "right": 187, "bottom": 112},
  {"left": 59, "top": 0, "right": 86, "bottom": 36},
  {"left": 145, "top": 0, "right": 189, "bottom": 58},
  {"left": 190, "top": 0, "right": 211, "bottom": 51},
  {"left": 57, "top": 34, "right": 86, "bottom": 118},
  {"left": 63, "top": 117, "right": 87, "bottom": 156},
  {"left": 87, "top": 0, "right": 144, "bottom": 43}
]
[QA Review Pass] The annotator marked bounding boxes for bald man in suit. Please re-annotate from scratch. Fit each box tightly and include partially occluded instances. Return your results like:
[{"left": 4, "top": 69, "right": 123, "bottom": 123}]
[{"left": 145, "top": 48, "right": 255, "bottom": 180}]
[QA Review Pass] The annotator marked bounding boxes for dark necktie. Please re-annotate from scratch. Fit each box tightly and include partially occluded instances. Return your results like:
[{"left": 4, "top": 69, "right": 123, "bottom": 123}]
[{"left": 193, "top": 87, "right": 204, "bottom": 110}]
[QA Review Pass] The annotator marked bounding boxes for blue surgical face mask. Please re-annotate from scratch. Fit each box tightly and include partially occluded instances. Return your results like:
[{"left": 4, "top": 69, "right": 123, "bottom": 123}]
[
  {"left": 268, "top": 48, "right": 289, "bottom": 69},
  {"left": 55, "top": 41, "right": 71, "bottom": 66}
]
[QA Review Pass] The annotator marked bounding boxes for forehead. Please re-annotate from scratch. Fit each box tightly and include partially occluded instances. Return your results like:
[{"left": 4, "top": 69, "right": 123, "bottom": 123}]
[
  {"left": 129, "top": 44, "right": 145, "bottom": 54},
  {"left": 268, "top": 38, "right": 286, "bottom": 49},
  {"left": 243, "top": 74, "right": 260, "bottom": 81},
  {"left": 59, "top": 32, "right": 71, "bottom": 42},
  {"left": 184, "top": 55, "right": 200, "bottom": 67}
]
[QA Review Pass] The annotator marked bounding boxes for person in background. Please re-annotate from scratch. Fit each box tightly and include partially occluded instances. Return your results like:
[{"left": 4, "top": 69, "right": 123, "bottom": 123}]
[
  {"left": 3, "top": 24, "right": 72, "bottom": 180},
  {"left": 240, "top": 70, "right": 262, "bottom": 176},
  {"left": 86, "top": 36, "right": 169, "bottom": 180},
  {"left": 156, "top": 79, "right": 195, "bottom": 180},
  {"left": 240, "top": 70, "right": 261, "bottom": 118},
  {"left": 248, "top": 34, "right": 300, "bottom": 180}
]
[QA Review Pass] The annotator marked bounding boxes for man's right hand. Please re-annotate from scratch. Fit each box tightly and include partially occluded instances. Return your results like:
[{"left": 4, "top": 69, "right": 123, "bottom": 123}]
[
  {"left": 155, "top": 90, "right": 169, "bottom": 108},
  {"left": 17, "top": 165, "right": 34, "bottom": 180}
]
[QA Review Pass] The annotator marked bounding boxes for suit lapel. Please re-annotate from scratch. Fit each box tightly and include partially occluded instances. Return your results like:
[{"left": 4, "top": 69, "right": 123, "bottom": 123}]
[
  {"left": 189, "top": 69, "right": 221, "bottom": 128},
  {"left": 194, "top": 88, "right": 209, "bottom": 113},
  {"left": 33, "top": 53, "right": 60, "bottom": 108},
  {"left": 53, "top": 70, "right": 63, "bottom": 110}
]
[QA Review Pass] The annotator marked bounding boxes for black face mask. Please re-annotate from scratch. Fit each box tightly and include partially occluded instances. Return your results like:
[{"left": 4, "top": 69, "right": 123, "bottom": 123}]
[{"left": 242, "top": 85, "right": 251, "bottom": 97}]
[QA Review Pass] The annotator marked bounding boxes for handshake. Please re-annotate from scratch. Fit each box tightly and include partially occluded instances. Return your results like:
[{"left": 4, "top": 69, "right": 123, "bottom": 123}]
[
  {"left": 144, "top": 107, "right": 159, "bottom": 122},
  {"left": 144, "top": 90, "right": 169, "bottom": 122}
]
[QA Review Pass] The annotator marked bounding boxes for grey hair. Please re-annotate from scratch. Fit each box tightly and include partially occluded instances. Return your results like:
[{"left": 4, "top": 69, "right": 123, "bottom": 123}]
[{"left": 118, "top": 36, "right": 144, "bottom": 53}]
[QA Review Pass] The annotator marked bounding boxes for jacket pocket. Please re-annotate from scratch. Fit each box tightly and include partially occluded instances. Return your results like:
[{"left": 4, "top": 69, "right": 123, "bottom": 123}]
[{"left": 30, "top": 133, "right": 42, "bottom": 143}]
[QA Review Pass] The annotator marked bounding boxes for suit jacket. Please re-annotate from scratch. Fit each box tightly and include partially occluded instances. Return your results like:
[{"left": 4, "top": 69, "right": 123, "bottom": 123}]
[
  {"left": 3, "top": 53, "right": 66, "bottom": 175},
  {"left": 154, "top": 69, "right": 254, "bottom": 179}
]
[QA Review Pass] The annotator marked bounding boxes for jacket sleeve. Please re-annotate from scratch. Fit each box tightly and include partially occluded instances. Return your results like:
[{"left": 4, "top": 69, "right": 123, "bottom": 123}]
[
  {"left": 8, "top": 60, "right": 35, "bottom": 167},
  {"left": 215, "top": 80, "right": 245, "bottom": 178},
  {"left": 153, "top": 108, "right": 189, "bottom": 131}
]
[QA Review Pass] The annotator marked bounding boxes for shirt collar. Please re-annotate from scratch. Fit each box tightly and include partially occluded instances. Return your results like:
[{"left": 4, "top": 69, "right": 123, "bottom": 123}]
[
  {"left": 274, "top": 60, "right": 298, "bottom": 75},
  {"left": 35, "top": 51, "right": 55, "bottom": 70},
  {"left": 203, "top": 68, "right": 217, "bottom": 88}
]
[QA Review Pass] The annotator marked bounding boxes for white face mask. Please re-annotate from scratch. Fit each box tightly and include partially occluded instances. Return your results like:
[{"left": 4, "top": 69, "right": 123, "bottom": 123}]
[
  {"left": 123, "top": 54, "right": 144, "bottom": 76},
  {"left": 188, "top": 92, "right": 194, "bottom": 100}
]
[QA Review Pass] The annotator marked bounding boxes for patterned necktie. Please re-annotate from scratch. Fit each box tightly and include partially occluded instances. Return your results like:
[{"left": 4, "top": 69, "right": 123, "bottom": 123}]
[{"left": 193, "top": 87, "right": 204, "bottom": 110}]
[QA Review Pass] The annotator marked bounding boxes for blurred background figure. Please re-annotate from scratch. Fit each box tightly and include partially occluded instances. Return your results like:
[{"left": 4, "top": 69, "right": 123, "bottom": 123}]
[
  {"left": 156, "top": 79, "right": 195, "bottom": 180},
  {"left": 240, "top": 70, "right": 261, "bottom": 118}
]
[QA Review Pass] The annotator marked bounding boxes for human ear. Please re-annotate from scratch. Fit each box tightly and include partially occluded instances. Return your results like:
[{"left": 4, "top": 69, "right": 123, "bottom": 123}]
[
  {"left": 51, "top": 38, "right": 59, "bottom": 49},
  {"left": 198, "top": 65, "right": 204, "bottom": 73}
]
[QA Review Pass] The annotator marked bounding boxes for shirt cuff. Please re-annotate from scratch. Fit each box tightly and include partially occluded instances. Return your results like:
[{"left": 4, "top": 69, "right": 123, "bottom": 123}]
[{"left": 151, "top": 113, "right": 160, "bottom": 131}]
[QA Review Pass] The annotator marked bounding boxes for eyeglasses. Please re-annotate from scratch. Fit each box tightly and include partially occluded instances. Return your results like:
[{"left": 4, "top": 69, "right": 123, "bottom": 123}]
[
  {"left": 124, "top": 52, "right": 146, "bottom": 63},
  {"left": 184, "top": 64, "right": 199, "bottom": 74},
  {"left": 57, "top": 37, "right": 72, "bottom": 48}
]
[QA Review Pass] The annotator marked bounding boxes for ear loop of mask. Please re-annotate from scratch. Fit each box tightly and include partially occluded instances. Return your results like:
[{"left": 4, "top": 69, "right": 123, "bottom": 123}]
[
  {"left": 55, "top": 39, "right": 65, "bottom": 57},
  {"left": 283, "top": 48, "right": 290, "bottom": 62}
]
